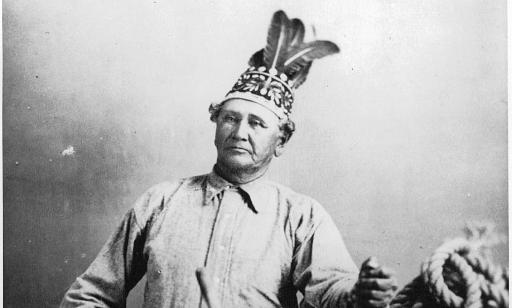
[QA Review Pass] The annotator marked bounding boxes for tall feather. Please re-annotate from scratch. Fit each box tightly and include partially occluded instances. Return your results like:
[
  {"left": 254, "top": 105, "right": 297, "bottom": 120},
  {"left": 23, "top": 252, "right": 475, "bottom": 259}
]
[
  {"left": 289, "top": 62, "right": 312, "bottom": 88},
  {"left": 258, "top": 10, "right": 340, "bottom": 89},
  {"left": 289, "top": 18, "right": 305, "bottom": 48},
  {"left": 263, "top": 11, "right": 291, "bottom": 71},
  {"left": 248, "top": 49, "right": 264, "bottom": 67},
  {"left": 285, "top": 41, "right": 339, "bottom": 66},
  {"left": 284, "top": 41, "right": 339, "bottom": 77}
]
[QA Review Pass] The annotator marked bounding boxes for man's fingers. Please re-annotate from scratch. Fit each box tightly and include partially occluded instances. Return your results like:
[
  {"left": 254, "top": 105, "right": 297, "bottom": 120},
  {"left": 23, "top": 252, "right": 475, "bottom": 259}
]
[
  {"left": 356, "top": 262, "right": 397, "bottom": 308},
  {"left": 357, "top": 277, "right": 398, "bottom": 291},
  {"left": 360, "top": 265, "right": 396, "bottom": 279},
  {"left": 359, "top": 267, "right": 381, "bottom": 278},
  {"left": 361, "top": 257, "right": 379, "bottom": 270},
  {"left": 377, "top": 266, "right": 396, "bottom": 278}
]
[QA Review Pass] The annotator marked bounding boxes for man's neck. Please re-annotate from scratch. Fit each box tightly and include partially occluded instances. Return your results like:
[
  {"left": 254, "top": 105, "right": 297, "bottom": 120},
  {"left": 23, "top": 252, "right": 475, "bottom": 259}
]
[{"left": 214, "top": 163, "right": 268, "bottom": 185}]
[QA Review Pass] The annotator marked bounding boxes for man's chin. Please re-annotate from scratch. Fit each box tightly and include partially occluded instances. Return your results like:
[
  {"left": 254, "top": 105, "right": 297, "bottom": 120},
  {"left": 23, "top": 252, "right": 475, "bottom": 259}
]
[{"left": 219, "top": 157, "right": 254, "bottom": 171}]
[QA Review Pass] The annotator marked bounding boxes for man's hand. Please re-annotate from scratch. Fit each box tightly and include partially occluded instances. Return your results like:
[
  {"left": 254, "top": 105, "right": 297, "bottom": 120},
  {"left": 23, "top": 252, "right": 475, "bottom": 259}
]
[{"left": 352, "top": 257, "right": 398, "bottom": 308}]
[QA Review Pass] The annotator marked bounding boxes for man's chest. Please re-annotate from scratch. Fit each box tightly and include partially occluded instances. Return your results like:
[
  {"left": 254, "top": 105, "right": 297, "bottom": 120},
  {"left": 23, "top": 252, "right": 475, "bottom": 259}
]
[{"left": 143, "top": 189, "right": 296, "bottom": 306}]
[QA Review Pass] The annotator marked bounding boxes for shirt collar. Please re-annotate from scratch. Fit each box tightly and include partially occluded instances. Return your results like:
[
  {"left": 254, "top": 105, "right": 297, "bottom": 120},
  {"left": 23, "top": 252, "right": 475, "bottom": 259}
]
[{"left": 205, "top": 167, "right": 270, "bottom": 213}]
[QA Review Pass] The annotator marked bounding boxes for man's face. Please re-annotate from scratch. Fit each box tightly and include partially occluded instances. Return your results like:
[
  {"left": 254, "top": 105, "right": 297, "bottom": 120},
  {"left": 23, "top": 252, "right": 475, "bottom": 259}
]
[{"left": 214, "top": 99, "right": 285, "bottom": 173}]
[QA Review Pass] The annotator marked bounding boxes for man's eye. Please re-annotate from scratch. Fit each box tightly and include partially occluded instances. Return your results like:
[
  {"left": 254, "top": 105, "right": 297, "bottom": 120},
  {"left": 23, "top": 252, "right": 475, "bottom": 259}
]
[
  {"left": 223, "top": 115, "right": 237, "bottom": 122},
  {"left": 249, "top": 120, "right": 265, "bottom": 127}
]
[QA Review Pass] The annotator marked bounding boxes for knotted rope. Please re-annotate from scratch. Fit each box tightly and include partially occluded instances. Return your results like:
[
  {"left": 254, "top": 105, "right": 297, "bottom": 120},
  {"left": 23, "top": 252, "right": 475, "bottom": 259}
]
[{"left": 390, "top": 224, "right": 508, "bottom": 308}]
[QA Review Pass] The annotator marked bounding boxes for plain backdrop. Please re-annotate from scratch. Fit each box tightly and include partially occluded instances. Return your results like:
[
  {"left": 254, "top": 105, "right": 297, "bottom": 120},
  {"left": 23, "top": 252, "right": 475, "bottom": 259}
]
[{"left": 3, "top": 1, "right": 507, "bottom": 307}]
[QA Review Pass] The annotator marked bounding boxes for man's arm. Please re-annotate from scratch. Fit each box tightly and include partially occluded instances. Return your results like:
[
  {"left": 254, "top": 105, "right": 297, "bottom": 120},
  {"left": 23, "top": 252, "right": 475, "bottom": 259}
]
[
  {"left": 291, "top": 202, "right": 359, "bottom": 308},
  {"left": 60, "top": 181, "right": 181, "bottom": 307},
  {"left": 60, "top": 205, "right": 147, "bottom": 307},
  {"left": 291, "top": 202, "right": 397, "bottom": 308}
]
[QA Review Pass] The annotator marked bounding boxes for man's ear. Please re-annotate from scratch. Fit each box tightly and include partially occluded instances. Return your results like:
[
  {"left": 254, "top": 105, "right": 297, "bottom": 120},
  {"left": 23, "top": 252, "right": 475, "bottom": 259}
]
[{"left": 274, "top": 135, "right": 288, "bottom": 157}]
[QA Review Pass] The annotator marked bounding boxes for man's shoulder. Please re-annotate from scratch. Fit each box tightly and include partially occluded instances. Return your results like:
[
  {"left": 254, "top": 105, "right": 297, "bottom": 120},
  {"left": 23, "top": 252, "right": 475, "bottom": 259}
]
[
  {"left": 263, "top": 181, "right": 333, "bottom": 238},
  {"left": 146, "top": 174, "right": 207, "bottom": 194},
  {"left": 261, "top": 180, "right": 325, "bottom": 212},
  {"left": 131, "top": 174, "right": 208, "bottom": 223}
]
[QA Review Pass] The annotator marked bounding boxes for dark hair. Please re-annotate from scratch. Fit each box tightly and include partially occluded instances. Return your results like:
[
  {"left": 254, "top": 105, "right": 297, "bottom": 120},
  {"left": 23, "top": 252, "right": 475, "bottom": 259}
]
[{"left": 209, "top": 102, "right": 295, "bottom": 143}]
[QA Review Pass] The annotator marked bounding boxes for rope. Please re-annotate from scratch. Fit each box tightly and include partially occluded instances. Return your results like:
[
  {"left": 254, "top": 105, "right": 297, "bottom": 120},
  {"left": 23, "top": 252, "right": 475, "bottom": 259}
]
[{"left": 389, "top": 228, "right": 508, "bottom": 308}]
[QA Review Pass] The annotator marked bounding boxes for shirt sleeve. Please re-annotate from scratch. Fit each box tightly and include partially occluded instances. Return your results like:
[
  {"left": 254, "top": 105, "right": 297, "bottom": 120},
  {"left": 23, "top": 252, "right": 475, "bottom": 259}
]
[
  {"left": 60, "top": 195, "right": 150, "bottom": 307},
  {"left": 291, "top": 201, "right": 359, "bottom": 308}
]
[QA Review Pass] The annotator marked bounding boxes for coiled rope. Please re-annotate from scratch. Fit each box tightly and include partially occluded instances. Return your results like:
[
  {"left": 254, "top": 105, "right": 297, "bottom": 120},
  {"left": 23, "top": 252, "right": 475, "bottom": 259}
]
[{"left": 390, "top": 225, "right": 508, "bottom": 308}]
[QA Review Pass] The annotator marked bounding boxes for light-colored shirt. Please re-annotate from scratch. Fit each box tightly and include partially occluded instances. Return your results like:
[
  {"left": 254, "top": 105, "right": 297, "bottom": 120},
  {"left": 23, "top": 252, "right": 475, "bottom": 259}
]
[{"left": 61, "top": 170, "right": 359, "bottom": 308}]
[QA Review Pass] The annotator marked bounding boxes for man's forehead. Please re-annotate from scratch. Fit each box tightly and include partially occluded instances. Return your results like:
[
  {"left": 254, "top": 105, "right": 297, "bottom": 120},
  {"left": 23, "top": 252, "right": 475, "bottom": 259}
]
[{"left": 221, "top": 99, "right": 280, "bottom": 122}]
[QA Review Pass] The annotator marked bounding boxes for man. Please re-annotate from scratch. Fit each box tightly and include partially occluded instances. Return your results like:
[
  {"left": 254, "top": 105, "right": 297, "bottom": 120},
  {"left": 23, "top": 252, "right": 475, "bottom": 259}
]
[{"left": 62, "top": 10, "right": 397, "bottom": 308}]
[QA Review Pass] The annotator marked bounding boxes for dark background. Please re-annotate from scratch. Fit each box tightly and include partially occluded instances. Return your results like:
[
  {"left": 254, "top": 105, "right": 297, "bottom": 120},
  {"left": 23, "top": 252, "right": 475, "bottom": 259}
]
[{"left": 3, "top": 1, "right": 508, "bottom": 307}]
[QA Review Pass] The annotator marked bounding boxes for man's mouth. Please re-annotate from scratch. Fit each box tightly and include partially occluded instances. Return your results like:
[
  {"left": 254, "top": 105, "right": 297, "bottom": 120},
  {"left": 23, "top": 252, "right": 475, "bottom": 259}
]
[{"left": 226, "top": 146, "right": 251, "bottom": 153}]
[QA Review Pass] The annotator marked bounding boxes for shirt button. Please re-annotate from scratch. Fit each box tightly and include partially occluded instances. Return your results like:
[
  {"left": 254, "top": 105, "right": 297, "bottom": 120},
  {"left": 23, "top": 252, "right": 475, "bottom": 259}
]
[{"left": 214, "top": 277, "right": 220, "bottom": 284}]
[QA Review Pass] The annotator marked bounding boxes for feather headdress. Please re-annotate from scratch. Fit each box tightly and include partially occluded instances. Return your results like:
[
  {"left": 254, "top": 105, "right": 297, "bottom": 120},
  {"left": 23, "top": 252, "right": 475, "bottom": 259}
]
[{"left": 223, "top": 10, "right": 340, "bottom": 119}]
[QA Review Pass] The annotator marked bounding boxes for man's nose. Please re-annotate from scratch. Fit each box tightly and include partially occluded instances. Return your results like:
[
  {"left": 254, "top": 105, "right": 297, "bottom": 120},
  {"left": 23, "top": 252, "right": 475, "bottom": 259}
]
[{"left": 232, "top": 121, "right": 249, "bottom": 140}]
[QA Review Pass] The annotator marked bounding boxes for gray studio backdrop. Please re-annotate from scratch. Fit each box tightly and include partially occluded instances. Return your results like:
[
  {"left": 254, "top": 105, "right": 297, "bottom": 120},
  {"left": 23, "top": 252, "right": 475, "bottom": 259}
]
[{"left": 3, "top": 0, "right": 507, "bottom": 307}]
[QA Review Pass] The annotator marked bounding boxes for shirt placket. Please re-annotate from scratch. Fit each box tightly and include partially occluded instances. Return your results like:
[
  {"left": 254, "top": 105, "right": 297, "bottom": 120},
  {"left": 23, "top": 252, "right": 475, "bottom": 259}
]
[{"left": 203, "top": 187, "right": 245, "bottom": 306}]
